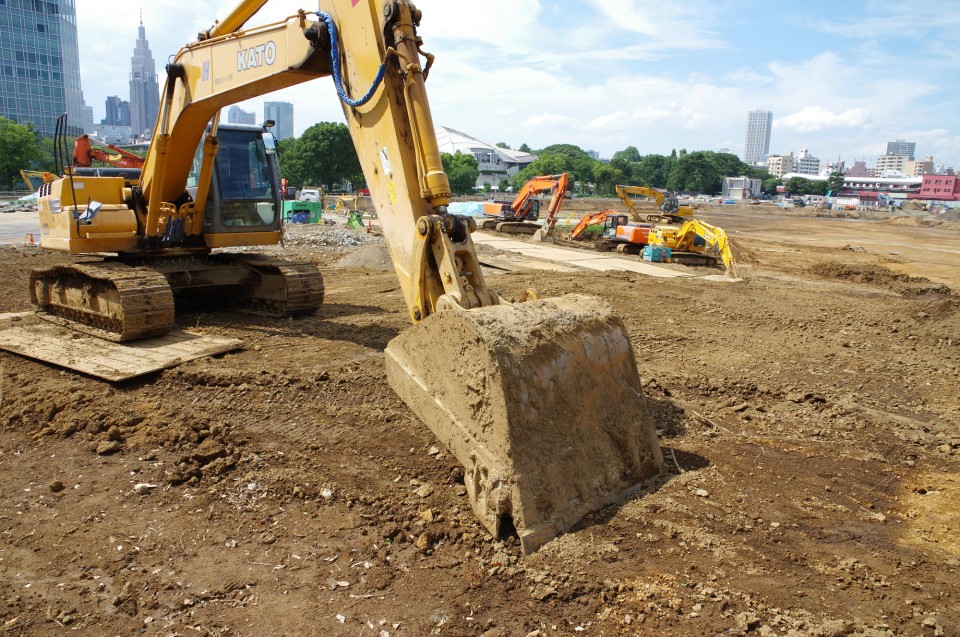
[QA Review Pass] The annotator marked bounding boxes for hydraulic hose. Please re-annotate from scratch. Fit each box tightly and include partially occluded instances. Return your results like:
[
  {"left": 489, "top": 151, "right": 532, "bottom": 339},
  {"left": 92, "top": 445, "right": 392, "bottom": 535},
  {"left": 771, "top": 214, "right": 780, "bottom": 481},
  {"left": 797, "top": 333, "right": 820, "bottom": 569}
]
[{"left": 315, "top": 11, "right": 386, "bottom": 107}]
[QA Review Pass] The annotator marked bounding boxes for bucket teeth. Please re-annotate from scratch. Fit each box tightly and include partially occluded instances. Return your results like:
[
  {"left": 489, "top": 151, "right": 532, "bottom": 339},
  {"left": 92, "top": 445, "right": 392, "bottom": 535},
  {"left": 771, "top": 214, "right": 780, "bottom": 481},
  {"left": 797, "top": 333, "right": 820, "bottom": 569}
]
[{"left": 385, "top": 294, "right": 664, "bottom": 553}]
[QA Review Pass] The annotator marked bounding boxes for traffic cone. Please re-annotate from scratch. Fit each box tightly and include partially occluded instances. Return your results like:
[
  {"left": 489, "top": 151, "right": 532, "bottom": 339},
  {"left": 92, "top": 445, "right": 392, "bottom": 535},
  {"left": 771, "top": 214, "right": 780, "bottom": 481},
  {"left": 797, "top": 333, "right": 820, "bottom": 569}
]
[
  {"left": 24, "top": 232, "right": 35, "bottom": 246},
  {"left": 367, "top": 219, "right": 372, "bottom": 233}
]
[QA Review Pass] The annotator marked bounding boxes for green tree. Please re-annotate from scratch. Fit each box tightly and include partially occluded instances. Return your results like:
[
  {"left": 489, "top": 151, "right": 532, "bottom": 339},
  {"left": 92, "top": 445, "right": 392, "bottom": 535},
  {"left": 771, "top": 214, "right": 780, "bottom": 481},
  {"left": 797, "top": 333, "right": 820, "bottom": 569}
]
[
  {"left": 495, "top": 142, "right": 511, "bottom": 149},
  {"left": 632, "top": 154, "right": 673, "bottom": 188},
  {"left": 826, "top": 171, "right": 845, "bottom": 195},
  {"left": 784, "top": 176, "right": 827, "bottom": 196},
  {"left": 610, "top": 146, "right": 641, "bottom": 181},
  {"left": 762, "top": 177, "right": 780, "bottom": 195},
  {"left": 518, "top": 143, "right": 532, "bottom": 153},
  {"left": 440, "top": 151, "right": 479, "bottom": 194},
  {"left": 668, "top": 151, "right": 720, "bottom": 193},
  {"left": 0, "top": 117, "right": 44, "bottom": 189},
  {"left": 277, "top": 122, "right": 360, "bottom": 191},
  {"left": 592, "top": 163, "right": 622, "bottom": 196},
  {"left": 538, "top": 143, "right": 597, "bottom": 186},
  {"left": 510, "top": 154, "right": 568, "bottom": 190}
]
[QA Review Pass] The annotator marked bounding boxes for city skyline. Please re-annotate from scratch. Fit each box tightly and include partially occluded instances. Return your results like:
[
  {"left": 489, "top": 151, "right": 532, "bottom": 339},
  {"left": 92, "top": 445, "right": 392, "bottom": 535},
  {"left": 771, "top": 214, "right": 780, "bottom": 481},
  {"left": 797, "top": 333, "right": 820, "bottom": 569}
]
[{"left": 59, "top": 1, "right": 960, "bottom": 169}]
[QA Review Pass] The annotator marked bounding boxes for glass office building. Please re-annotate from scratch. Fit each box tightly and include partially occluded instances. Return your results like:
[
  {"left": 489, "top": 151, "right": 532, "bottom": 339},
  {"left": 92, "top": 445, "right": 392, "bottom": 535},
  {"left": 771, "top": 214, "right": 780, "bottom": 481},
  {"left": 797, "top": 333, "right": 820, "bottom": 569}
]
[{"left": 0, "top": 0, "right": 84, "bottom": 137}]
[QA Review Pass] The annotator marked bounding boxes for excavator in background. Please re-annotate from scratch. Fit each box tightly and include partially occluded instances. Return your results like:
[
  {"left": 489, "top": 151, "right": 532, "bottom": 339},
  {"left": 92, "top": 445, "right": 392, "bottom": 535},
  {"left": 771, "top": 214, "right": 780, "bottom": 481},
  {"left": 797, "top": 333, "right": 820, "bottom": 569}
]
[
  {"left": 597, "top": 214, "right": 735, "bottom": 270},
  {"left": 20, "top": 169, "right": 53, "bottom": 192},
  {"left": 616, "top": 184, "right": 694, "bottom": 224},
  {"left": 650, "top": 218, "right": 736, "bottom": 271},
  {"left": 29, "top": 0, "right": 662, "bottom": 554},
  {"left": 72, "top": 134, "right": 145, "bottom": 169},
  {"left": 479, "top": 172, "right": 569, "bottom": 235},
  {"left": 568, "top": 210, "right": 629, "bottom": 240}
]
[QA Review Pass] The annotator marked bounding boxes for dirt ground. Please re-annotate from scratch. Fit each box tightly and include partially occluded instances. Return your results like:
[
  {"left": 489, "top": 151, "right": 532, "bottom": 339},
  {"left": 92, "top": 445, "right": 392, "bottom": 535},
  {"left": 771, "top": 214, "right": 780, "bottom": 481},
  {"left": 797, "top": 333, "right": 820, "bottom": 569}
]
[{"left": 0, "top": 202, "right": 958, "bottom": 636}]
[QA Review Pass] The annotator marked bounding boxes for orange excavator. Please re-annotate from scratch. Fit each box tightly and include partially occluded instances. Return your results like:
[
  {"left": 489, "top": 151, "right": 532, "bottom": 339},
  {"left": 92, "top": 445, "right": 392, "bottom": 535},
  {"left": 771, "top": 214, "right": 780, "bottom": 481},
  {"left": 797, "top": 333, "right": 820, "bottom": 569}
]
[
  {"left": 569, "top": 210, "right": 629, "bottom": 240},
  {"left": 480, "top": 172, "right": 569, "bottom": 235},
  {"left": 72, "top": 134, "right": 145, "bottom": 169}
]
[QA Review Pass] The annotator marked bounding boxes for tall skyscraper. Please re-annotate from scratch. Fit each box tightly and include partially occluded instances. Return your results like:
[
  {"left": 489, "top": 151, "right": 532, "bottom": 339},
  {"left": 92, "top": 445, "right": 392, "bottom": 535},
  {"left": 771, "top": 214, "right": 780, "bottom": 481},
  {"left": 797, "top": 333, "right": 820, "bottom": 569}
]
[
  {"left": 743, "top": 109, "right": 772, "bottom": 165},
  {"left": 264, "top": 101, "right": 294, "bottom": 140},
  {"left": 886, "top": 139, "right": 915, "bottom": 161},
  {"left": 129, "top": 17, "right": 160, "bottom": 138},
  {"left": 0, "top": 0, "right": 84, "bottom": 137},
  {"left": 228, "top": 105, "right": 256, "bottom": 125}
]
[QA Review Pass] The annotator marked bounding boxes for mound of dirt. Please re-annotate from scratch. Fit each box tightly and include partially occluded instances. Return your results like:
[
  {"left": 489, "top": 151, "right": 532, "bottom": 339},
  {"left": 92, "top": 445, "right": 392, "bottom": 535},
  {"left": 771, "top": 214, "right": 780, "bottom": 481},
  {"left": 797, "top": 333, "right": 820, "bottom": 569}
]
[
  {"left": 727, "top": 236, "right": 760, "bottom": 265},
  {"left": 331, "top": 243, "right": 394, "bottom": 270},
  {"left": 809, "top": 261, "right": 926, "bottom": 286}
]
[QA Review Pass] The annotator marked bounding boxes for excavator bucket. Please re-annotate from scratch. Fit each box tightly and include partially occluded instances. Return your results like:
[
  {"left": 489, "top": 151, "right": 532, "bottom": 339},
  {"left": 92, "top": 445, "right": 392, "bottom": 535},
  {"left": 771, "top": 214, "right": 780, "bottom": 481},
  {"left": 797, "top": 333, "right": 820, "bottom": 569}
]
[{"left": 385, "top": 294, "right": 664, "bottom": 554}]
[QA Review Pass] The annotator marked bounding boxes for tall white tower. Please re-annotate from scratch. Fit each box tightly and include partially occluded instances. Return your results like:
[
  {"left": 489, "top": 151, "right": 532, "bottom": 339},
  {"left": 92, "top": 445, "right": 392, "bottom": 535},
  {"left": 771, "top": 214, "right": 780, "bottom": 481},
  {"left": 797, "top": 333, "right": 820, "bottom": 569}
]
[{"left": 743, "top": 109, "right": 772, "bottom": 165}]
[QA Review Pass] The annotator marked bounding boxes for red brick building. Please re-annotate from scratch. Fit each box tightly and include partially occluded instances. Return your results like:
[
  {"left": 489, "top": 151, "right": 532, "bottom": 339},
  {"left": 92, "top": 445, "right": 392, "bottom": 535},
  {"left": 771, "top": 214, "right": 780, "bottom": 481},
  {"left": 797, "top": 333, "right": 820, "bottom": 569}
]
[{"left": 915, "top": 174, "right": 960, "bottom": 200}]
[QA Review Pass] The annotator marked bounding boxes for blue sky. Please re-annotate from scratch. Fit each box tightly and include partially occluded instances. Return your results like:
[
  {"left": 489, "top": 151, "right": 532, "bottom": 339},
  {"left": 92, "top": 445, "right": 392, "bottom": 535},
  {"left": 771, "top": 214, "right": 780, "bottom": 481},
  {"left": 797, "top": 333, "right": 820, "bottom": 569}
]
[{"left": 75, "top": 0, "right": 960, "bottom": 169}]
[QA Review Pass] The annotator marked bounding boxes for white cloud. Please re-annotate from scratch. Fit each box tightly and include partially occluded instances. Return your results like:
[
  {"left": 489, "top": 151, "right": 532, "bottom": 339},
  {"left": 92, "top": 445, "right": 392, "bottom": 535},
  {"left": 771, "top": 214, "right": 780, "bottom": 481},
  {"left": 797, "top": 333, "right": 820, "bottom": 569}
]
[
  {"left": 523, "top": 113, "right": 581, "bottom": 128},
  {"left": 775, "top": 107, "right": 871, "bottom": 133},
  {"left": 589, "top": 0, "right": 724, "bottom": 46},
  {"left": 587, "top": 112, "right": 630, "bottom": 130}
]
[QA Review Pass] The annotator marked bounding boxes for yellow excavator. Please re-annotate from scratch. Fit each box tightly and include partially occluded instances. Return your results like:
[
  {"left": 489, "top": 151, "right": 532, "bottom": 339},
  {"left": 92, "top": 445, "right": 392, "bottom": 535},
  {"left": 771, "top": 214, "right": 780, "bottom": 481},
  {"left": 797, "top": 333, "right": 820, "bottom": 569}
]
[
  {"left": 615, "top": 184, "right": 694, "bottom": 224},
  {"left": 650, "top": 218, "right": 736, "bottom": 271},
  {"left": 29, "top": 0, "right": 663, "bottom": 553}
]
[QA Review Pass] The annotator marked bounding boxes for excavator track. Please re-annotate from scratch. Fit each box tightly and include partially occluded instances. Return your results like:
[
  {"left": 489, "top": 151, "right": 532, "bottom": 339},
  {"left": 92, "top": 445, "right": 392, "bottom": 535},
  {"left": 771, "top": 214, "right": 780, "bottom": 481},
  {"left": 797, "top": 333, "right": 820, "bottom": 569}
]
[
  {"left": 219, "top": 255, "right": 325, "bottom": 316},
  {"left": 29, "top": 255, "right": 324, "bottom": 342},
  {"left": 30, "top": 262, "right": 175, "bottom": 342}
]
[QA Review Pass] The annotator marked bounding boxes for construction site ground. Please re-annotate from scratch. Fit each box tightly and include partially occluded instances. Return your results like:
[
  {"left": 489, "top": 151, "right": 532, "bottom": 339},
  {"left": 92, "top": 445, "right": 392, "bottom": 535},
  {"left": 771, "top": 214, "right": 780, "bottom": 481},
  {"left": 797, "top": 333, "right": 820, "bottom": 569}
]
[{"left": 0, "top": 200, "right": 958, "bottom": 636}]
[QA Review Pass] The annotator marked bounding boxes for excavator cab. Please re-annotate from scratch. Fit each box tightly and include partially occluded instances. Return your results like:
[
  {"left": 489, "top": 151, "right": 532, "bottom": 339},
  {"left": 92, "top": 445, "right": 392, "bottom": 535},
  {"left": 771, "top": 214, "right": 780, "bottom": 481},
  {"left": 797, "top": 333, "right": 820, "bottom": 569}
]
[
  {"left": 601, "top": 214, "right": 631, "bottom": 238},
  {"left": 190, "top": 124, "right": 281, "bottom": 233}
]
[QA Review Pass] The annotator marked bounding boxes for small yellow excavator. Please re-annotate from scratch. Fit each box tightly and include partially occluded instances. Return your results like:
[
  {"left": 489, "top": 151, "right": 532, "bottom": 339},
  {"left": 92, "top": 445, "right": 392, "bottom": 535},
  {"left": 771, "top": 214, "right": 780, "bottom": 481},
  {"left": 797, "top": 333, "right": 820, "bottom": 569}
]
[
  {"left": 615, "top": 183, "right": 694, "bottom": 224},
  {"left": 29, "top": 0, "right": 663, "bottom": 553},
  {"left": 650, "top": 218, "right": 736, "bottom": 271}
]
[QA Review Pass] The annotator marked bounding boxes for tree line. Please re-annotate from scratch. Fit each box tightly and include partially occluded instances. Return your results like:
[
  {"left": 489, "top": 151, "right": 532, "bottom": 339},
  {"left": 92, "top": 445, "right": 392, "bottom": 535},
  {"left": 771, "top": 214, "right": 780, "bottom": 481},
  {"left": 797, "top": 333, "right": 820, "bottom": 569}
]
[{"left": 4, "top": 115, "right": 836, "bottom": 200}]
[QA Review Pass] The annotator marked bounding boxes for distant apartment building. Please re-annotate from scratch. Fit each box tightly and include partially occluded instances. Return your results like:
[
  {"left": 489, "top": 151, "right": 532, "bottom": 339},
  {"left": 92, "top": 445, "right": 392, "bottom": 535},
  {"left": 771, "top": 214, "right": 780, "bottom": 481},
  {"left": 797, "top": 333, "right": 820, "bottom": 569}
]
[
  {"left": 722, "top": 176, "right": 762, "bottom": 199},
  {"left": 95, "top": 125, "right": 135, "bottom": 144},
  {"left": 904, "top": 156, "right": 934, "bottom": 177},
  {"left": 846, "top": 160, "right": 871, "bottom": 178},
  {"left": 794, "top": 148, "right": 820, "bottom": 175},
  {"left": 103, "top": 96, "right": 131, "bottom": 127},
  {"left": 80, "top": 96, "right": 94, "bottom": 134},
  {"left": 264, "top": 101, "right": 294, "bottom": 139},
  {"left": 766, "top": 153, "right": 794, "bottom": 178},
  {"left": 886, "top": 139, "right": 915, "bottom": 161},
  {"left": 228, "top": 105, "right": 256, "bottom": 125},
  {"left": 743, "top": 109, "right": 772, "bottom": 164},
  {"left": 915, "top": 174, "right": 960, "bottom": 201},
  {"left": 875, "top": 153, "right": 907, "bottom": 175}
]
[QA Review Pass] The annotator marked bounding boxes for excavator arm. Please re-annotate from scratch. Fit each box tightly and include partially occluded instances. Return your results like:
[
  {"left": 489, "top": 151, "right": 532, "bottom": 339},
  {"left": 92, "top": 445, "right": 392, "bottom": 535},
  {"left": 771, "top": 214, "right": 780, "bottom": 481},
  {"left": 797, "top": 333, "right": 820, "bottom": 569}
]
[
  {"left": 615, "top": 183, "right": 695, "bottom": 224},
  {"left": 104, "top": 0, "right": 663, "bottom": 553},
  {"left": 615, "top": 184, "right": 665, "bottom": 220},
  {"left": 72, "top": 135, "right": 144, "bottom": 169}
]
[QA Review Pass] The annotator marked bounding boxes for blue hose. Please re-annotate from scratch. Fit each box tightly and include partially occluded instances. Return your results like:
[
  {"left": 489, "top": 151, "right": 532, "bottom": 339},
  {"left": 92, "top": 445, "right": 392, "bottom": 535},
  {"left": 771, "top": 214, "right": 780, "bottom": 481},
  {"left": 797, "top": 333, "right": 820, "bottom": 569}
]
[{"left": 315, "top": 11, "right": 386, "bottom": 107}]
